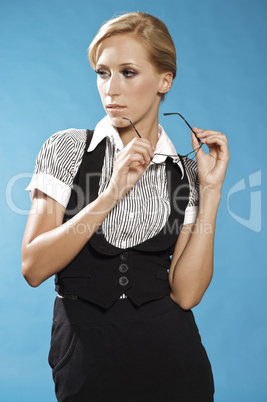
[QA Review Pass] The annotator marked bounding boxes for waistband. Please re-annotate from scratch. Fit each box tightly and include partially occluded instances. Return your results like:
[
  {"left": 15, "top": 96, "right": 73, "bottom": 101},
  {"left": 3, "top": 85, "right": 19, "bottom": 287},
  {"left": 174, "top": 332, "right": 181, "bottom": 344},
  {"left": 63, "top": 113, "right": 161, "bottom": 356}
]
[
  {"left": 53, "top": 294, "right": 180, "bottom": 327},
  {"left": 58, "top": 292, "right": 128, "bottom": 300}
]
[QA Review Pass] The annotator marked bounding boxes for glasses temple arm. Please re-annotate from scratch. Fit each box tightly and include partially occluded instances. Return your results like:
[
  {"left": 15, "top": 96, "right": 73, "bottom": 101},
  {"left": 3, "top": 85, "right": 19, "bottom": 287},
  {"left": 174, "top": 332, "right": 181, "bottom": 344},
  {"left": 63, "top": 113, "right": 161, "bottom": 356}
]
[
  {"left": 122, "top": 117, "right": 142, "bottom": 138},
  {"left": 163, "top": 113, "right": 201, "bottom": 143}
]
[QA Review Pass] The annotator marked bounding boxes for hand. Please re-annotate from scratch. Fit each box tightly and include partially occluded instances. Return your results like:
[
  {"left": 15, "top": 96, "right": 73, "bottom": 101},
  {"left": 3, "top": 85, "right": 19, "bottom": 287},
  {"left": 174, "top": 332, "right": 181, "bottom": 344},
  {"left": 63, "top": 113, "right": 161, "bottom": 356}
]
[
  {"left": 105, "top": 137, "right": 154, "bottom": 202},
  {"left": 191, "top": 127, "right": 230, "bottom": 193}
]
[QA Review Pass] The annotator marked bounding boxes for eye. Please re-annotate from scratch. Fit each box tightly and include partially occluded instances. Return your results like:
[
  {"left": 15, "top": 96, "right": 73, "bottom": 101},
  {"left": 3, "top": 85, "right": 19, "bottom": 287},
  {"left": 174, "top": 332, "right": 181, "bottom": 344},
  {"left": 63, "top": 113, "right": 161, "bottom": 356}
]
[
  {"left": 95, "top": 69, "right": 109, "bottom": 79},
  {"left": 122, "top": 69, "right": 137, "bottom": 78}
]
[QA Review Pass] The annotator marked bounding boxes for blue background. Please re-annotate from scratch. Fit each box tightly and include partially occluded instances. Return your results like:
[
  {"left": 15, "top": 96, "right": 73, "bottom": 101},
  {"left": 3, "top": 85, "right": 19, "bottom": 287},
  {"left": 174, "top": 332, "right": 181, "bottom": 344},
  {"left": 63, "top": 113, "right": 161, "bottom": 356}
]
[{"left": 1, "top": 0, "right": 266, "bottom": 400}]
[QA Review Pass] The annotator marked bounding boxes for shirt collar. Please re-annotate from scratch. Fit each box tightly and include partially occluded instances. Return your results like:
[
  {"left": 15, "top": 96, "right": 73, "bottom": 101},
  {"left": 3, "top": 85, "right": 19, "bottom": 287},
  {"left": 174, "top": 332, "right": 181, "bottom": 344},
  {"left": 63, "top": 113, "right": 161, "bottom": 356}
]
[{"left": 87, "top": 115, "right": 184, "bottom": 178}]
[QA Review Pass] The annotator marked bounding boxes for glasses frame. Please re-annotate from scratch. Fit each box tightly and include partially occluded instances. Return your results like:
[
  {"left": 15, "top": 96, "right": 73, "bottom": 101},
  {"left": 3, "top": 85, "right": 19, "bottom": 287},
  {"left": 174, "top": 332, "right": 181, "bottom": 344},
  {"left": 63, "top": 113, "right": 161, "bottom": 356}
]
[{"left": 122, "top": 113, "right": 202, "bottom": 164}]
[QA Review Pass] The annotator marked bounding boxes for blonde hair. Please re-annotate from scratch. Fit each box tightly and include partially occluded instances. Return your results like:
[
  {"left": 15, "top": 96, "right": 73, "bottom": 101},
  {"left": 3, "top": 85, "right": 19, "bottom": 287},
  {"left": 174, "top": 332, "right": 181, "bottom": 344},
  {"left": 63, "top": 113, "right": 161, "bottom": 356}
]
[{"left": 88, "top": 12, "right": 177, "bottom": 100}]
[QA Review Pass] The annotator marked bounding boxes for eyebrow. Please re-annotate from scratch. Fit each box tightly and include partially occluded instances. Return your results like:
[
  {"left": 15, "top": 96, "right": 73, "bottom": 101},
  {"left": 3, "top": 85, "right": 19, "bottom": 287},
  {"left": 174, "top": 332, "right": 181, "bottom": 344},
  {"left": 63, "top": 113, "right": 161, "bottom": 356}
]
[{"left": 95, "top": 62, "right": 141, "bottom": 68}]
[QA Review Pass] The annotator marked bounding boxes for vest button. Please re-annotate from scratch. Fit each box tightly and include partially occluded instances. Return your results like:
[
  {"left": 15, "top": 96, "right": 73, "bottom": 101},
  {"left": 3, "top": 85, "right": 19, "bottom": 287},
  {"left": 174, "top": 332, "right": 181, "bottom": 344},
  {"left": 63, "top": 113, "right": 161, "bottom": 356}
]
[
  {"left": 119, "top": 264, "right": 129, "bottom": 273},
  {"left": 120, "top": 252, "right": 129, "bottom": 261},
  {"left": 119, "top": 276, "right": 129, "bottom": 286}
]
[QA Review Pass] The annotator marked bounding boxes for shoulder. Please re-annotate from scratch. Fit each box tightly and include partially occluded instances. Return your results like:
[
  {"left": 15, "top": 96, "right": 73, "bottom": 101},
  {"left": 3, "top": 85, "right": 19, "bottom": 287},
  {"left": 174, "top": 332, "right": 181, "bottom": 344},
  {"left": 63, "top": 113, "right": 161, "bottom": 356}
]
[
  {"left": 34, "top": 128, "right": 89, "bottom": 185},
  {"left": 36, "top": 128, "right": 88, "bottom": 167},
  {"left": 182, "top": 156, "right": 198, "bottom": 183},
  {"left": 27, "top": 128, "right": 92, "bottom": 206},
  {"left": 182, "top": 157, "right": 199, "bottom": 215},
  {"left": 43, "top": 128, "right": 88, "bottom": 150},
  {"left": 183, "top": 156, "right": 198, "bottom": 172}
]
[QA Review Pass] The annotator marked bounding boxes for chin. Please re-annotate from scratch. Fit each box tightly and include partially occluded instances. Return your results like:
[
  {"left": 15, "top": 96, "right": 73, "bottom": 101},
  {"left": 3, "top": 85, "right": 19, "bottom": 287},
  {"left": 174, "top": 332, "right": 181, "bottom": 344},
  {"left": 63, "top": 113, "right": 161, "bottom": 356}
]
[{"left": 106, "top": 114, "right": 130, "bottom": 128}]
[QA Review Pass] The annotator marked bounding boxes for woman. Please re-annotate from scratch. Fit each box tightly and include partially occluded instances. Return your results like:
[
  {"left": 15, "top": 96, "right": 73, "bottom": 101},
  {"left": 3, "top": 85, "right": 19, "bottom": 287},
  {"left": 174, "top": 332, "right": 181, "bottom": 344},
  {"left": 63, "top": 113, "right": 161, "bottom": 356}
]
[{"left": 22, "top": 12, "right": 230, "bottom": 402}]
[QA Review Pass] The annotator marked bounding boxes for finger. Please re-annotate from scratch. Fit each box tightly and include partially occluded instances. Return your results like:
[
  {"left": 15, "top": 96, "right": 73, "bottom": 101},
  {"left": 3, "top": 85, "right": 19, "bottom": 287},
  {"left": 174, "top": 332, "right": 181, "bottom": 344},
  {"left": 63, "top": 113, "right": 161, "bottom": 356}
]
[
  {"left": 191, "top": 131, "right": 230, "bottom": 162},
  {"left": 120, "top": 140, "right": 154, "bottom": 162},
  {"left": 201, "top": 135, "right": 230, "bottom": 159},
  {"left": 118, "top": 147, "right": 151, "bottom": 164},
  {"left": 196, "top": 129, "right": 226, "bottom": 139},
  {"left": 190, "top": 132, "right": 205, "bottom": 157},
  {"left": 119, "top": 153, "right": 149, "bottom": 168},
  {"left": 192, "top": 127, "right": 204, "bottom": 133},
  {"left": 129, "top": 137, "right": 155, "bottom": 156},
  {"left": 201, "top": 134, "right": 228, "bottom": 147}
]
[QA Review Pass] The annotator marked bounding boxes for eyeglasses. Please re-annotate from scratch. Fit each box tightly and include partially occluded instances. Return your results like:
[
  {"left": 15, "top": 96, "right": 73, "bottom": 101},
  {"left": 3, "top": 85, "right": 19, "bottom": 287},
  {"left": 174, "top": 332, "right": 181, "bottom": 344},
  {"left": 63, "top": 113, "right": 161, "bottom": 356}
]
[{"left": 122, "top": 113, "right": 202, "bottom": 165}]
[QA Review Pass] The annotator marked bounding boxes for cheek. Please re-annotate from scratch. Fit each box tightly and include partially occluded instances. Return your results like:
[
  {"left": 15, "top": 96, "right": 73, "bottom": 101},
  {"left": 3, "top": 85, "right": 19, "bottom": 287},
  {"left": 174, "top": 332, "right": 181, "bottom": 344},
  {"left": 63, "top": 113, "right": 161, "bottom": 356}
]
[
  {"left": 97, "top": 84, "right": 108, "bottom": 105},
  {"left": 130, "top": 77, "right": 159, "bottom": 99},
  {"left": 97, "top": 81, "right": 104, "bottom": 97}
]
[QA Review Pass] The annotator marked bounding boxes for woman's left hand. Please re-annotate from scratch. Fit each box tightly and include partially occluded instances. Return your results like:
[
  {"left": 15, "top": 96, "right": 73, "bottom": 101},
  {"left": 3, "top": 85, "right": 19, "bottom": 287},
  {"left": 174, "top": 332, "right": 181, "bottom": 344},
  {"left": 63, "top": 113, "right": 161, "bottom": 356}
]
[{"left": 190, "top": 127, "right": 230, "bottom": 192}]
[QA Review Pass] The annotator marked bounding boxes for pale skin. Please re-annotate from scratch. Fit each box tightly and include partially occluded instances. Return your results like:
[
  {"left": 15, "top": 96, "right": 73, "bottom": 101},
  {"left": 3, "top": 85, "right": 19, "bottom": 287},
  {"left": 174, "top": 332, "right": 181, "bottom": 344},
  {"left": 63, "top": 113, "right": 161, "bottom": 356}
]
[{"left": 21, "top": 34, "right": 230, "bottom": 310}]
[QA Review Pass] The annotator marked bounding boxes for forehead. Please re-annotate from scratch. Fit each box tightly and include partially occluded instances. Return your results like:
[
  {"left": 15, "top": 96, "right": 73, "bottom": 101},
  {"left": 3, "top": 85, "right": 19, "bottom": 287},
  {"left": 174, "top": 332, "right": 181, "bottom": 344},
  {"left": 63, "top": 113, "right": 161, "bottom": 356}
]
[{"left": 96, "top": 34, "right": 149, "bottom": 65}]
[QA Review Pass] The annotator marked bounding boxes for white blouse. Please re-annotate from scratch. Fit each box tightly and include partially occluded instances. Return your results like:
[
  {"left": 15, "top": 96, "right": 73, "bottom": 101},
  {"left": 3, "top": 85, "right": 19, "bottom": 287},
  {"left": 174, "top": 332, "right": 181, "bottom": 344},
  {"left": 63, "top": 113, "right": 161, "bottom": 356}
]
[{"left": 26, "top": 116, "right": 199, "bottom": 249}]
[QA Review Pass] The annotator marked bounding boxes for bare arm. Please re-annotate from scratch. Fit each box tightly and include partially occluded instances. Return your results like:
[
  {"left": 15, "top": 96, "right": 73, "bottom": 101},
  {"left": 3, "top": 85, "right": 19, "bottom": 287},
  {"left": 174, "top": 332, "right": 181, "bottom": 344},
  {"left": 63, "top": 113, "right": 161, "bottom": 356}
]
[
  {"left": 21, "top": 188, "right": 117, "bottom": 287},
  {"left": 169, "top": 127, "right": 230, "bottom": 310},
  {"left": 21, "top": 137, "right": 154, "bottom": 287}
]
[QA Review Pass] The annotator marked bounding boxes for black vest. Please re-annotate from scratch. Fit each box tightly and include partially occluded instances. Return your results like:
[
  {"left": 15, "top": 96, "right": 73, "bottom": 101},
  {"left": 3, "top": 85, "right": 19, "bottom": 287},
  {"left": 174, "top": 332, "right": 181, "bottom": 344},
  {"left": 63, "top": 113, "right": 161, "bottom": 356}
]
[{"left": 55, "top": 130, "right": 190, "bottom": 309}]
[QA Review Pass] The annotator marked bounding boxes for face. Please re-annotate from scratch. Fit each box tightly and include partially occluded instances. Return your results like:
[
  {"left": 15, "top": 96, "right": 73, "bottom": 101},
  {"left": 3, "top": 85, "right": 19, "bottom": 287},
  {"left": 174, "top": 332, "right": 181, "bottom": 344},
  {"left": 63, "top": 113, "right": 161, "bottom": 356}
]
[{"left": 95, "top": 34, "right": 172, "bottom": 132}]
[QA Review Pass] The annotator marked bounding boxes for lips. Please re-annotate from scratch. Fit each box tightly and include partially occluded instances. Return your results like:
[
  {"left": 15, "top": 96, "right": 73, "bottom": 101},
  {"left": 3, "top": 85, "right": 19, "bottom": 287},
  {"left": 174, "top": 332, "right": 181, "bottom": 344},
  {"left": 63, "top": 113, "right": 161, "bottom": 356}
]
[{"left": 106, "top": 104, "right": 126, "bottom": 113}]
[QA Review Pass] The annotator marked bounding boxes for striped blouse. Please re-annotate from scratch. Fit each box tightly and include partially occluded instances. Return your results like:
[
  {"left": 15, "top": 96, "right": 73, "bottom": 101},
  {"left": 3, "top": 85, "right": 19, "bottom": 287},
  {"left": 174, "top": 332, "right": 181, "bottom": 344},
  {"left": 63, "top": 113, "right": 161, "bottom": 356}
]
[{"left": 26, "top": 116, "right": 199, "bottom": 249}]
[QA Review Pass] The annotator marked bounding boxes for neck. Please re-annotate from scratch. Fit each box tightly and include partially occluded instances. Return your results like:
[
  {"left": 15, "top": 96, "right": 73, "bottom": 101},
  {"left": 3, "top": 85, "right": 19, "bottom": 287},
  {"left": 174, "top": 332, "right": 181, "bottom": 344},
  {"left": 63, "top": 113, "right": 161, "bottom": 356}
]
[{"left": 117, "top": 116, "right": 159, "bottom": 147}]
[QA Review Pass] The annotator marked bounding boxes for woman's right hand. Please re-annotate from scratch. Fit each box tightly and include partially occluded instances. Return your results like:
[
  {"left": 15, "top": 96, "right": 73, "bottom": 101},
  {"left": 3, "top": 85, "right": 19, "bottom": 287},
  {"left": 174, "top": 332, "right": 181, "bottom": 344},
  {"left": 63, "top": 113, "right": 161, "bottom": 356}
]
[
  {"left": 21, "top": 137, "right": 154, "bottom": 287},
  {"left": 105, "top": 137, "right": 154, "bottom": 202}
]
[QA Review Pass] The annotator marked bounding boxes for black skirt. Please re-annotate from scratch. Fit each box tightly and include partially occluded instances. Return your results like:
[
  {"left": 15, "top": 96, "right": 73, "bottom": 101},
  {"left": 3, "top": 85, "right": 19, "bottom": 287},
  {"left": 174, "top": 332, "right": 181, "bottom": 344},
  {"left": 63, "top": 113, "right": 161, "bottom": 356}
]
[{"left": 48, "top": 295, "right": 214, "bottom": 402}]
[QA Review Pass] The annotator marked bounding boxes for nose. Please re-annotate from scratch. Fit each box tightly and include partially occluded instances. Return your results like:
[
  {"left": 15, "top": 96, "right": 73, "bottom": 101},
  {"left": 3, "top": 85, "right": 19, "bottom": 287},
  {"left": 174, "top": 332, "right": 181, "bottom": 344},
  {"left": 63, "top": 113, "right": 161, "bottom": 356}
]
[{"left": 106, "top": 74, "right": 120, "bottom": 97}]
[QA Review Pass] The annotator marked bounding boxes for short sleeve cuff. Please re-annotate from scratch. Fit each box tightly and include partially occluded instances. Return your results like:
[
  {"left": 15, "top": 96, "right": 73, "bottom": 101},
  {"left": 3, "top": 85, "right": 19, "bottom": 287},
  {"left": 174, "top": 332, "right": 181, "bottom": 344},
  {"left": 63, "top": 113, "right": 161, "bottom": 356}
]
[
  {"left": 183, "top": 205, "right": 198, "bottom": 225},
  {"left": 25, "top": 172, "right": 71, "bottom": 208}
]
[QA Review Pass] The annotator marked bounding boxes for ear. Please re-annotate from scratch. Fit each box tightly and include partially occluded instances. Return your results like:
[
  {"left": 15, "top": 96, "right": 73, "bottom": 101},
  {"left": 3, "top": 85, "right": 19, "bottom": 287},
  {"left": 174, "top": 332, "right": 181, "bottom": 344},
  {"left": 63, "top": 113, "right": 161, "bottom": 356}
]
[{"left": 158, "top": 72, "right": 173, "bottom": 94}]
